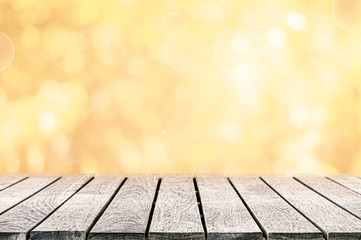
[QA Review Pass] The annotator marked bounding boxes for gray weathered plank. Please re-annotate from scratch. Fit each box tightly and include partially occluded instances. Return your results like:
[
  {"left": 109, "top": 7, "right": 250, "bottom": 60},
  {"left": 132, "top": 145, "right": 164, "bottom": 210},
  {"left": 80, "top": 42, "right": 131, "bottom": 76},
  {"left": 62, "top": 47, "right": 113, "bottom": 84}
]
[
  {"left": 295, "top": 174, "right": 361, "bottom": 219},
  {"left": 0, "top": 174, "right": 28, "bottom": 191},
  {"left": 149, "top": 174, "right": 204, "bottom": 240},
  {"left": 327, "top": 174, "right": 361, "bottom": 195},
  {"left": 196, "top": 174, "right": 262, "bottom": 240},
  {"left": 0, "top": 174, "right": 60, "bottom": 215},
  {"left": 229, "top": 174, "right": 323, "bottom": 240},
  {"left": 262, "top": 175, "right": 361, "bottom": 240},
  {"left": 30, "top": 175, "right": 125, "bottom": 240},
  {"left": 89, "top": 174, "right": 159, "bottom": 240},
  {"left": 0, "top": 174, "right": 92, "bottom": 240}
]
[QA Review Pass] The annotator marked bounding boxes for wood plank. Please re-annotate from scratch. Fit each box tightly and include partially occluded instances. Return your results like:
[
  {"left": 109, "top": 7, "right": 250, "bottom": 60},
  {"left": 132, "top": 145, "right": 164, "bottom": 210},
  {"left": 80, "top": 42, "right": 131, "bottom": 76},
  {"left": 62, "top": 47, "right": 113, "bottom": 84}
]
[
  {"left": 30, "top": 175, "right": 125, "bottom": 240},
  {"left": 327, "top": 174, "right": 361, "bottom": 195},
  {"left": 0, "top": 174, "right": 92, "bottom": 240},
  {"left": 229, "top": 174, "right": 323, "bottom": 240},
  {"left": 89, "top": 174, "right": 159, "bottom": 240},
  {"left": 148, "top": 174, "right": 204, "bottom": 240},
  {"left": 196, "top": 174, "right": 262, "bottom": 240},
  {"left": 0, "top": 174, "right": 28, "bottom": 191},
  {"left": 0, "top": 174, "right": 60, "bottom": 215},
  {"left": 262, "top": 175, "right": 361, "bottom": 240},
  {"left": 295, "top": 174, "right": 361, "bottom": 219}
]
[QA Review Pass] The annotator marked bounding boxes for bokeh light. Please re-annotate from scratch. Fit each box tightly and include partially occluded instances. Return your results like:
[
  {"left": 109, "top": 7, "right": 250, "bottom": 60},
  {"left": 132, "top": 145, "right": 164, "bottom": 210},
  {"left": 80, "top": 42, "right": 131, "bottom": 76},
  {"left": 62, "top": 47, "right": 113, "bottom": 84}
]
[
  {"left": 162, "top": 12, "right": 189, "bottom": 39},
  {"left": 332, "top": 0, "right": 361, "bottom": 33},
  {"left": 120, "top": 0, "right": 145, "bottom": 7},
  {"left": 0, "top": 0, "right": 360, "bottom": 175},
  {"left": 98, "top": 40, "right": 126, "bottom": 66},
  {"left": 214, "top": 28, "right": 262, "bottom": 77},
  {"left": 267, "top": 27, "right": 286, "bottom": 48},
  {"left": 51, "top": 32, "right": 91, "bottom": 72},
  {"left": 163, "top": 33, "right": 203, "bottom": 71},
  {"left": 0, "top": 32, "right": 15, "bottom": 72},
  {"left": 285, "top": 12, "right": 307, "bottom": 31}
]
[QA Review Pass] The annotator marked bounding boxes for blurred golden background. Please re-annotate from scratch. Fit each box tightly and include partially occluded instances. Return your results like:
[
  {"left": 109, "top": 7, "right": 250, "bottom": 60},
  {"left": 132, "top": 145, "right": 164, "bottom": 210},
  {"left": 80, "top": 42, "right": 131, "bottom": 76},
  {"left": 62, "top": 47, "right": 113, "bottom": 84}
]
[{"left": 0, "top": 0, "right": 361, "bottom": 175}]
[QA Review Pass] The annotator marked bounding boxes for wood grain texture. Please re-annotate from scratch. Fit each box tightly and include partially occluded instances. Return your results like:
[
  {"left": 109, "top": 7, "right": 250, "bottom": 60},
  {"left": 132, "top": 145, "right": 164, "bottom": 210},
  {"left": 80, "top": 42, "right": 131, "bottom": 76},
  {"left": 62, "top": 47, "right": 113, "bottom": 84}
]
[
  {"left": 196, "top": 174, "right": 262, "bottom": 240},
  {"left": 0, "top": 174, "right": 28, "bottom": 191},
  {"left": 262, "top": 175, "right": 361, "bottom": 240},
  {"left": 229, "top": 174, "right": 322, "bottom": 240},
  {"left": 0, "top": 174, "right": 60, "bottom": 215},
  {"left": 295, "top": 174, "right": 361, "bottom": 219},
  {"left": 149, "top": 174, "right": 205, "bottom": 240},
  {"left": 89, "top": 174, "right": 159, "bottom": 240},
  {"left": 327, "top": 174, "right": 361, "bottom": 195},
  {"left": 0, "top": 174, "right": 92, "bottom": 240},
  {"left": 30, "top": 175, "right": 125, "bottom": 240}
]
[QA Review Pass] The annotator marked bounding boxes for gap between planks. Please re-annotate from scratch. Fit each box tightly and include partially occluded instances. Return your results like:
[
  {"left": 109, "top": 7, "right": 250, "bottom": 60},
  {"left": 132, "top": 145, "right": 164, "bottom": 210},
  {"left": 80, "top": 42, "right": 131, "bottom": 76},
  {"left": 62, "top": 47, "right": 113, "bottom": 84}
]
[
  {"left": 25, "top": 175, "right": 94, "bottom": 240},
  {"left": 0, "top": 174, "right": 93, "bottom": 240},
  {"left": 294, "top": 175, "right": 361, "bottom": 222},
  {"left": 0, "top": 174, "right": 29, "bottom": 192},
  {"left": 2, "top": 174, "right": 360, "bottom": 240},
  {"left": 145, "top": 178, "right": 162, "bottom": 240},
  {"left": 0, "top": 175, "right": 61, "bottom": 216},
  {"left": 83, "top": 176, "right": 127, "bottom": 240},
  {"left": 193, "top": 178, "right": 208, "bottom": 240},
  {"left": 30, "top": 175, "right": 127, "bottom": 240},
  {"left": 228, "top": 177, "right": 268, "bottom": 239},
  {"left": 148, "top": 174, "right": 204, "bottom": 240},
  {"left": 262, "top": 175, "right": 361, "bottom": 240},
  {"left": 89, "top": 174, "right": 160, "bottom": 240},
  {"left": 259, "top": 177, "right": 328, "bottom": 239}
]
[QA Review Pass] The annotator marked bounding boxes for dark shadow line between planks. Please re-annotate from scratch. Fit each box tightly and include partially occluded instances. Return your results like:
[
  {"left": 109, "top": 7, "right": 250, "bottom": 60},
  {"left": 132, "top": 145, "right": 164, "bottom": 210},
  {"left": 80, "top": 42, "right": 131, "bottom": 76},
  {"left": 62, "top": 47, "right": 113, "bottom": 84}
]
[
  {"left": 145, "top": 177, "right": 162, "bottom": 240},
  {"left": 193, "top": 178, "right": 207, "bottom": 240},
  {"left": 85, "top": 177, "right": 128, "bottom": 239},
  {"left": 227, "top": 177, "right": 267, "bottom": 240},
  {"left": 25, "top": 176, "right": 95, "bottom": 240},
  {"left": 0, "top": 176, "right": 29, "bottom": 192},
  {"left": 293, "top": 177, "right": 361, "bottom": 222},
  {"left": 259, "top": 177, "right": 328, "bottom": 240},
  {"left": 325, "top": 176, "right": 361, "bottom": 196},
  {"left": 0, "top": 176, "right": 62, "bottom": 217}
]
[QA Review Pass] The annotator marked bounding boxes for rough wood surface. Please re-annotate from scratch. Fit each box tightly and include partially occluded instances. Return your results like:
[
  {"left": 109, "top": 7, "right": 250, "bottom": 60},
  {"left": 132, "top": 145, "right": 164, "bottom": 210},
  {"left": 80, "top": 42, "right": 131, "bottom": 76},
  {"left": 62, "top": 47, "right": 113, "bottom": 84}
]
[
  {"left": 0, "top": 174, "right": 28, "bottom": 191},
  {"left": 295, "top": 174, "right": 361, "bottom": 219},
  {"left": 0, "top": 174, "right": 60, "bottom": 215},
  {"left": 229, "top": 174, "right": 322, "bottom": 240},
  {"left": 0, "top": 174, "right": 92, "bottom": 240},
  {"left": 149, "top": 174, "right": 204, "bottom": 240},
  {"left": 30, "top": 175, "right": 125, "bottom": 240},
  {"left": 89, "top": 174, "right": 159, "bottom": 240},
  {"left": 196, "top": 174, "right": 262, "bottom": 240},
  {"left": 262, "top": 175, "right": 361, "bottom": 240},
  {"left": 327, "top": 174, "right": 361, "bottom": 195}
]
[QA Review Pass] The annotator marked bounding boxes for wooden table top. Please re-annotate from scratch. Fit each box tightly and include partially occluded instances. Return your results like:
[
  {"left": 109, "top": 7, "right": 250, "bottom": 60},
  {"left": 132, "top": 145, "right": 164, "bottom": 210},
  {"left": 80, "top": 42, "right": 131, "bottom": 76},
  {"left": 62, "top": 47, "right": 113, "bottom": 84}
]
[{"left": 0, "top": 173, "right": 360, "bottom": 240}]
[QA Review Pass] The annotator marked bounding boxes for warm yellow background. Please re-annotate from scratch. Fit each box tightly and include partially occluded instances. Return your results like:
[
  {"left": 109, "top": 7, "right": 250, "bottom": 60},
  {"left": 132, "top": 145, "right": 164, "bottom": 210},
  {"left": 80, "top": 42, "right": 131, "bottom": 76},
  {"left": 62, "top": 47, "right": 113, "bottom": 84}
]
[{"left": 0, "top": 0, "right": 361, "bottom": 175}]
